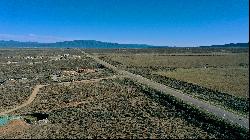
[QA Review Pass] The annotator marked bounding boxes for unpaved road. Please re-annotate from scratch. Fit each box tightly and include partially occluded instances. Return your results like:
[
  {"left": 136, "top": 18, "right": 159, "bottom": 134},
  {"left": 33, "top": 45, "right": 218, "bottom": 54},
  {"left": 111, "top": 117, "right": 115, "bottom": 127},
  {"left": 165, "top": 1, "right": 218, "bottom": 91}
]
[
  {"left": 0, "top": 76, "right": 118, "bottom": 116},
  {"left": 82, "top": 51, "right": 249, "bottom": 129},
  {"left": 0, "top": 85, "right": 47, "bottom": 116}
]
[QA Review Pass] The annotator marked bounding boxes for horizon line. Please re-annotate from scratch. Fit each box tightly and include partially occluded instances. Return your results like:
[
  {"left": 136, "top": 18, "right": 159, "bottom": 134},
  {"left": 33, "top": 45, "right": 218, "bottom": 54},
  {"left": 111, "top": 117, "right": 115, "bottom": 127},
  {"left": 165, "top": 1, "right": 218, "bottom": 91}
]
[{"left": 0, "top": 39, "right": 249, "bottom": 48}]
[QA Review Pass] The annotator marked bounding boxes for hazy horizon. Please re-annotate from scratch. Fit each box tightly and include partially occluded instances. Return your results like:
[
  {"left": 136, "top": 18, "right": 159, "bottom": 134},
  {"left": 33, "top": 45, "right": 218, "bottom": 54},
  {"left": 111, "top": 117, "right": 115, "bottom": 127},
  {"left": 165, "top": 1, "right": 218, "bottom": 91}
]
[{"left": 0, "top": 38, "right": 249, "bottom": 48}]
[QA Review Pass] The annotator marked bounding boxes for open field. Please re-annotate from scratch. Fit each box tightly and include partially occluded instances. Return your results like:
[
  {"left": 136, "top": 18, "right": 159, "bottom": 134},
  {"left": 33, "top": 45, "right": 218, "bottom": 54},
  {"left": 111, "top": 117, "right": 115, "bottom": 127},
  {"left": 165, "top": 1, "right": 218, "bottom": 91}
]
[
  {"left": 0, "top": 48, "right": 249, "bottom": 139},
  {"left": 99, "top": 53, "right": 248, "bottom": 69},
  {"left": 155, "top": 67, "right": 249, "bottom": 98},
  {"left": 97, "top": 51, "right": 249, "bottom": 98}
]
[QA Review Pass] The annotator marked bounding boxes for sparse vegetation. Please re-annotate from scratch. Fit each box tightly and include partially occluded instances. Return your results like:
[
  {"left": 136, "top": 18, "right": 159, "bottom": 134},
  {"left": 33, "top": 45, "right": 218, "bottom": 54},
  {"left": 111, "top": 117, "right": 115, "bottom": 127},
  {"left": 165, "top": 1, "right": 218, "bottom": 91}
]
[
  {"left": 0, "top": 48, "right": 114, "bottom": 112},
  {"left": 0, "top": 48, "right": 249, "bottom": 139},
  {"left": 0, "top": 79, "right": 235, "bottom": 139},
  {"left": 96, "top": 48, "right": 249, "bottom": 116},
  {"left": 155, "top": 67, "right": 249, "bottom": 98}
]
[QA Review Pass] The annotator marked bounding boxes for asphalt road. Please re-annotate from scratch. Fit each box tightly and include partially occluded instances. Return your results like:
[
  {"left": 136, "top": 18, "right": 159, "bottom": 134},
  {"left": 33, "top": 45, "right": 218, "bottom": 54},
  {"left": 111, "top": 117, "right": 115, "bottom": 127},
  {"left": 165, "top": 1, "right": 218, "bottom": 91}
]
[{"left": 82, "top": 51, "right": 249, "bottom": 129}]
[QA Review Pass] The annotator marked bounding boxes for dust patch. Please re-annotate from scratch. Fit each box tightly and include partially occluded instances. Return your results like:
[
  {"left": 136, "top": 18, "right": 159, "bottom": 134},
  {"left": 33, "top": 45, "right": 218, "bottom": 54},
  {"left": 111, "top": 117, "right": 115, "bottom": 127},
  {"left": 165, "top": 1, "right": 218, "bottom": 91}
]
[{"left": 0, "top": 119, "right": 29, "bottom": 136}]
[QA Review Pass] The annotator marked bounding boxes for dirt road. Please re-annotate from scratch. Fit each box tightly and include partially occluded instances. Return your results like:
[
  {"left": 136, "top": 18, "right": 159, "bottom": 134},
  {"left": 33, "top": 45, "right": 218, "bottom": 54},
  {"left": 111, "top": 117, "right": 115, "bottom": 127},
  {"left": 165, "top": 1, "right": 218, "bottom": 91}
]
[
  {"left": 0, "top": 76, "right": 118, "bottom": 116},
  {"left": 0, "top": 85, "right": 47, "bottom": 116},
  {"left": 82, "top": 51, "right": 249, "bottom": 129}
]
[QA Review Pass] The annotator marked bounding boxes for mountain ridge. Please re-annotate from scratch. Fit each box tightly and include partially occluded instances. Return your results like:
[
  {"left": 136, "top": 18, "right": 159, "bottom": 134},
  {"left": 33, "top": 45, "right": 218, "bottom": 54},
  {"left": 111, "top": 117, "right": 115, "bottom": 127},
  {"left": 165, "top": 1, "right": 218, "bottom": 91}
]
[
  {"left": 0, "top": 40, "right": 161, "bottom": 48},
  {"left": 0, "top": 40, "right": 248, "bottom": 48},
  {"left": 199, "top": 43, "right": 249, "bottom": 48}
]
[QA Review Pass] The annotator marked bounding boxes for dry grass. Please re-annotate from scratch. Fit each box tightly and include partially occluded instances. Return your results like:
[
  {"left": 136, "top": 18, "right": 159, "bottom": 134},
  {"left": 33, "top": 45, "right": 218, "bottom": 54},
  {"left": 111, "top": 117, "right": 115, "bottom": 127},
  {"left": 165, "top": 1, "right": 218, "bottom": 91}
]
[
  {"left": 103, "top": 53, "right": 249, "bottom": 98},
  {"left": 155, "top": 68, "right": 249, "bottom": 98},
  {"left": 105, "top": 53, "right": 248, "bottom": 68}
]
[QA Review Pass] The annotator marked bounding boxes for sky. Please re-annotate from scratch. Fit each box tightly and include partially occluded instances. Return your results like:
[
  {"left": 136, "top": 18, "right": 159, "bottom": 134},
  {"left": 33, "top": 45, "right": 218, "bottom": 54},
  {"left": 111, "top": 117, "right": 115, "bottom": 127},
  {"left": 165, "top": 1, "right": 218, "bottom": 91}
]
[{"left": 0, "top": 0, "right": 249, "bottom": 46}]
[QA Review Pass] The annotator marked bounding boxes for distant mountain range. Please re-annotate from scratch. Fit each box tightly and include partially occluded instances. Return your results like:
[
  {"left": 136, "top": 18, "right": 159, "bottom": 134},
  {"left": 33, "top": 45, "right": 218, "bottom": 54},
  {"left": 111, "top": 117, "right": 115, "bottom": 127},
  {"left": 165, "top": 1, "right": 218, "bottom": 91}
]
[
  {"left": 0, "top": 40, "right": 248, "bottom": 48},
  {"left": 0, "top": 40, "right": 163, "bottom": 48},
  {"left": 200, "top": 43, "right": 249, "bottom": 48}
]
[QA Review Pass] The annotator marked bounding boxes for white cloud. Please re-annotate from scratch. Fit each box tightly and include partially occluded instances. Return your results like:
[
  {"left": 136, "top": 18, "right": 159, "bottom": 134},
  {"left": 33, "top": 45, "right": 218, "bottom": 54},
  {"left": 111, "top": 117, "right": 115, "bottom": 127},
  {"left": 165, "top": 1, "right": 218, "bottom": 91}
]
[{"left": 0, "top": 33, "right": 72, "bottom": 43}]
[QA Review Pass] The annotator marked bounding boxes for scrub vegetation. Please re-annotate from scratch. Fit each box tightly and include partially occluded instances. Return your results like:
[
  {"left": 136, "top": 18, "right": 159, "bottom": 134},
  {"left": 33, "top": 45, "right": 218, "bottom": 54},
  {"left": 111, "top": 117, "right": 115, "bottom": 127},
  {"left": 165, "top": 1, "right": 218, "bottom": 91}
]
[
  {"left": 96, "top": 48, "right": 249, "bottom": 116},
  {"left": 0, "top": 48, "right": 249, "bottom": 139}
]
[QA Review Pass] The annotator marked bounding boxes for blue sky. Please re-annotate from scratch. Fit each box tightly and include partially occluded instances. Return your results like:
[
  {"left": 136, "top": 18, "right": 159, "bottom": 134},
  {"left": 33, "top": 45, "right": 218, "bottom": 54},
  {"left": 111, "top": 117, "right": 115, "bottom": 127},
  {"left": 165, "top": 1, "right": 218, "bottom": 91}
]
[{"left": 0, "top": 0, "right": 249, "bottom": 46}]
